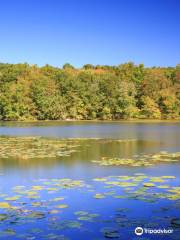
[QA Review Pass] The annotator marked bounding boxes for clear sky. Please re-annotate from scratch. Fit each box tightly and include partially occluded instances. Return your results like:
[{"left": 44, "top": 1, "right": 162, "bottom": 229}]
[{"left": 0, "top": 0, "right": 179, "bottom": 67}]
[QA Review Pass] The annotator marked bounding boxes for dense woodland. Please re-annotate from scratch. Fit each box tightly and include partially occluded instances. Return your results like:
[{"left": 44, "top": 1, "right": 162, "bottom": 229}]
[{"left": 0, "top": 62, "right": 180, "bottom": 121}]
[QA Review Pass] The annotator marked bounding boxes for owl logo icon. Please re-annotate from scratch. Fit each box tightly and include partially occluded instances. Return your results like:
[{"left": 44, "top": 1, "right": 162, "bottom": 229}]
[{"left": 135, "top": 227, "right": 143, "bottom": 236}]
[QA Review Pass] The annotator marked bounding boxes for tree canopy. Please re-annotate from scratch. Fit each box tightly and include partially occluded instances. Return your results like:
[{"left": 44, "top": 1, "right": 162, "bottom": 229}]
[{"left": 0, "top": 62, "right": 179, "bottom": 121}]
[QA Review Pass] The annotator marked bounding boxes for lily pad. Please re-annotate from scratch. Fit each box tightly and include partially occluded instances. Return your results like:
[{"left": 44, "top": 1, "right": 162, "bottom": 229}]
[
  {"left": 171, "top": 218, "right": 180, "bottom": 228},
  {"left": 0, "top": 202, "right": 11, "bottom": 208},
  {"left": 143, "top": 183, "right": 155, "bottom": 187},
  {"left": 55, "top": 204, "right": 68, "bottom": 209},
  {"left": 0, "top": 214, "right": 8, "bottom": 221},
  {"left": 27, "top": 211, "right": 46, "bottom": 219},
  {"left": 101, "top": 227, "right": 120, "bottom": 238},
  {"left": 94, "top": 193, "right": 105, "bottom": 199}
]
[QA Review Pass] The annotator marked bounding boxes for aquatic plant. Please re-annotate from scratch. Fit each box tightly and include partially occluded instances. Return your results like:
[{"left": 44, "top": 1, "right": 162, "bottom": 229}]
[
  {"left": 92, "top": 151, "right": 180, "bottom": 167},
  {"left": 0, "top": 137, "right": 81, "bottom": 159}
]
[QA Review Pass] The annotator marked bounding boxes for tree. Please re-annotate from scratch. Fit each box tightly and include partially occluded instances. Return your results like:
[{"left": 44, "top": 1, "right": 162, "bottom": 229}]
[
  {"left": 83, "top": 64, "right": 95, "bottom": 70},
  {"left": 62, "top": 63, "right": 74, "bottom": 70},
  {"left": 141, "top": 96, "right": 161, "bottom": 119},
  {"left": 0, "top": 61, "right": 179, "bottom": 121},
  {"left": 31, "top": 75, "right": 67, "bottom": 120}
]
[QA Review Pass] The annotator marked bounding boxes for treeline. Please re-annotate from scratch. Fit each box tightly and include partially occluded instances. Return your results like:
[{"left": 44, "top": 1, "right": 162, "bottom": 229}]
[{"left": 0, "top": 62, "right": 180, "bottom": 121}]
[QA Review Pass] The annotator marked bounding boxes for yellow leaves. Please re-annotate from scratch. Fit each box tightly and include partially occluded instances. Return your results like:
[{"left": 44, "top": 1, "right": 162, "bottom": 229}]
[
  {"left": 157, "top": 185, "right": 170, "bottom": 189},
  {"left": 0, "top": 202, "right": 11, "bottom": 208},
  {"left": 49, "top": 209, "right": 59, "bottom": 214},
  {"left": 0, "top": 137, "right": 80, "bottom": 160},
  {"left": 32, "top": 202, "right": 42, "bottom": 207},
  {"left": 166, "top": 195, "right": 180, "bottom": 201},
  {"left": 161, "top": 176, "right": 176, "bottom": 179},
  {"left": 5, "top": 196, "right": 20, "bottom": 201},
  {"left": 149, "top": 177, "right": 165, "bottom": 183},
  {"left": 32, "top": 186, "right": 43, "bottom": 191},
  {"left": 93, "top": 178, "right": 107, "bottom": 182},
  {"left": 55, "top": 204, "right": 68, "bottom": 209},
  {"left": 27, "top": 211, "right": 45, "bottom": 219},
  {"left": 94, "top": 193, "right": 105, "bottom": 199},
  {"left": 92, "top": 151, "right": 180, "bottom": 167},
  {"left": 26, "top": 191, "right": 38, "bottom": 196},
  {"left": 51, "top": 197, "right": 64, "bottom": 202},
  {"left": 143, "top": 183, "right": 155, "bottom": 187},
  {"left": 168, "top": 187, "right": 180, "bottom": 194},
  {"left": 105, "top": 181, "right": 137, "bottom": 187},
  {"left": 52, "top": 179, "right": 85, "bottom": 189},
  {"left": 47, "top": 188, "right": 58, "bottom": 192},
  {"left": 20, "top": 190, "right": 41, "bottom": 199}
]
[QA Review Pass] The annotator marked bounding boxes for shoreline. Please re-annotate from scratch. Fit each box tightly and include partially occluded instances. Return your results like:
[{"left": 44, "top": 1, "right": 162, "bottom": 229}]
[{"left": 0, "top": 119, "right": 180, "bottom": 124}]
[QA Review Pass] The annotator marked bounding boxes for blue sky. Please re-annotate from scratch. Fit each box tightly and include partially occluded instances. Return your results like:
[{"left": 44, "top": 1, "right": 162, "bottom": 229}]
[{"left": 0, "top": 0, "right": 179, "bottom": 67}]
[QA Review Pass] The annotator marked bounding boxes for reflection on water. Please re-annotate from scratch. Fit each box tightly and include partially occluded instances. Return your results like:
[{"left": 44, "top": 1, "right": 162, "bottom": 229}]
[
  {"left": 0, "top": 138, "right": 179, "bottom": 180},
  {"left": 0, "top": 121, "right": 179, "bottom": 146},
  {"left": 0, "top": 139, "right": 164, "bottom": 167}
]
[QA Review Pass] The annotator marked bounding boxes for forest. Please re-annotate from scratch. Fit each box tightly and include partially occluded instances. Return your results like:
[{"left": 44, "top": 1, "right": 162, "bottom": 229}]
[{"left": 0, "top": 62, "right": 180, "bottom": 121}]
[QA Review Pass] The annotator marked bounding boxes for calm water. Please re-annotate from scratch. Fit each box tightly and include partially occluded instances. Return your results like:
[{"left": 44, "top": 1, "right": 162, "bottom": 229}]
[{"left": 0, "top": 121, "right": 180, "bottom": 240}]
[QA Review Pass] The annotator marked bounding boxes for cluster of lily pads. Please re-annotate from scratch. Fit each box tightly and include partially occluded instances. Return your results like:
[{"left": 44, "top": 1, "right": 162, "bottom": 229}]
[
  {"left": 93, "top": 174, "right": 180, "bottom": 201},
  {"left": 0, "top": 137, "right": 139, "bottom": 161},
  {"left": 0, "top": 137, "right": 81, "bottom": 159},
  {"left": 92, "top": 151, "right": 180, "bottom": 167},
  {"left": 0, "top": 174, "right": 180, "bottom": 239},
  {"left": 0, "top": 136, "right": 180, "bottom": 239}
]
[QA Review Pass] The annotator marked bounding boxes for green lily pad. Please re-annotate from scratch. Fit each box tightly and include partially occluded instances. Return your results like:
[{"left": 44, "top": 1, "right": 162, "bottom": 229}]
[
  {"left": 101, "top": 227, "right": 120, "bottom": 238},
  {"left": 94, "top": 193, "right": 105, "bottom": 199},
  {"left": 27, "top": 211, "right": 46, "bottom": 219},
  {"left": 143, "top": 183, "right": 155, "bottom": 187},
  {"left": 55, "top": 204, "right": 68, "bottom": 209},
  {"left": 0, "top": 202, "right": 12, "bottom": 208},
  {"left": 74, "top": 211, "right": 89, "bottom": 216},
  {"left": 0, "top": 214, "right": 8, "bottom": 221},
  {"left": 171, "top": 218, "right": 180, "bottom": 228}
]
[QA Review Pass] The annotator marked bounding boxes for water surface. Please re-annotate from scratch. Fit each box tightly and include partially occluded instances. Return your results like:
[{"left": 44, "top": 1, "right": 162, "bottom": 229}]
[{"left": 0, "top": 121, "right": 180, "bottom": 239}]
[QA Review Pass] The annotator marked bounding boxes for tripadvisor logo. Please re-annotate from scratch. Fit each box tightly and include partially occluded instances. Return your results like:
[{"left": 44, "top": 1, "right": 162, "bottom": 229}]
[
  {"left": 135, "top": 227, "right": 143, "bottom": 236},
  {"left": 135, "top": 227, "right": 173, "bottom": 236}
]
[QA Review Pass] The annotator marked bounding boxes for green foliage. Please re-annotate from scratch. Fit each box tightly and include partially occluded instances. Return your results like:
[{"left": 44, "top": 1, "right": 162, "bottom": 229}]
[
  {"left": 0, "top": 62, "right": 179, "bottom": 120},
  {"left": 62, "top": 63, "right": 74, "bottom": 70},
  {"left": 31, "top": 74, "right": 67, "bottom": 120},
  {"left": 83, "top": 64, "right": 95, "bottom": 70},
  {"left": 141, "top": 96, "right": 161, "bottom": 119}
]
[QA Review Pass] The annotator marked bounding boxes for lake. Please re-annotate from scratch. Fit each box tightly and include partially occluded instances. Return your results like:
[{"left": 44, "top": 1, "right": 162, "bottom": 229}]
[{"left": 0, "top": 121, "right": 180, "bottom": 240}]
